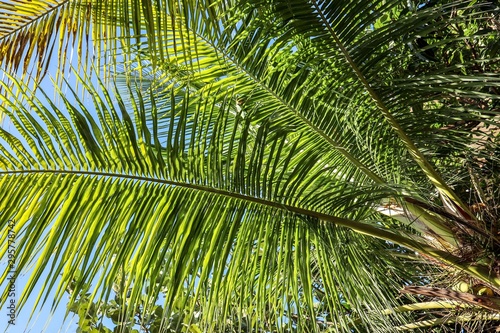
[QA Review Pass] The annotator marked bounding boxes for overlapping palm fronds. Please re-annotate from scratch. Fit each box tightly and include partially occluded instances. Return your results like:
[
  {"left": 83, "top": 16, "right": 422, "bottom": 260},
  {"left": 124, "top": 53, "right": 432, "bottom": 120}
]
[{"left": 1, "top": 0, "right": 500, "bottom": 331}]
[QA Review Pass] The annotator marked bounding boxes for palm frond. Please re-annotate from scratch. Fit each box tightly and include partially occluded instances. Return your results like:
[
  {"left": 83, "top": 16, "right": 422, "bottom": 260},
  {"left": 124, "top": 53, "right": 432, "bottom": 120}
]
[
  {"left": 0, "top": 0, "right": 87, "bottom": 82},
  {"left": 0, "top": 70, "right": 437, "bottom": 331},
  {"left": 2, "top": 0, "right": 500, "bottom": 331},
  {"left": 235, "top": 0, "right": 499, "bottom": 211}
]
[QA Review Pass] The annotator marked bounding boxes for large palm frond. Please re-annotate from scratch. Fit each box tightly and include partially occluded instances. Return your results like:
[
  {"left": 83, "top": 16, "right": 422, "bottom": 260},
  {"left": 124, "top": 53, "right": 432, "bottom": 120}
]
[
  {"left": 1, "top": 0, "right": 500, "bottom": 331},
  {"left": 0, "top": 71, "right": 428, "bottom": 331}
]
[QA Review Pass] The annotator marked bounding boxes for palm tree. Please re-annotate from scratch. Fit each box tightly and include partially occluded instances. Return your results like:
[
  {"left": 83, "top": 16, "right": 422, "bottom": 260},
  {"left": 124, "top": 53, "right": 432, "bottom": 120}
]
[{"left": 1, "top": 0, "right": 500, "bottom": 331}]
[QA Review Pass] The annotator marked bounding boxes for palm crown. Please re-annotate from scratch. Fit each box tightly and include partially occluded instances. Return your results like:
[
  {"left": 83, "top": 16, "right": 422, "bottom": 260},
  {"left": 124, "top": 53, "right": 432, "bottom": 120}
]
[{"left": 1, "top": 0, "right": 500, "bottom": 331}]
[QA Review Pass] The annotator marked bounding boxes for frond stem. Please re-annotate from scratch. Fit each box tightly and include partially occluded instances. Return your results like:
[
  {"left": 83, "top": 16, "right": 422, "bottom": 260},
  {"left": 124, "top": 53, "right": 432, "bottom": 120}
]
[
  {"left": 2, "top": 168, "right": 497, "bottom": 286},
  {"left": 193, "top": 27, "right": 386, "bottom": 184},
  {"left": 310, "top": 0, "right": 473, "bottom": 215}
]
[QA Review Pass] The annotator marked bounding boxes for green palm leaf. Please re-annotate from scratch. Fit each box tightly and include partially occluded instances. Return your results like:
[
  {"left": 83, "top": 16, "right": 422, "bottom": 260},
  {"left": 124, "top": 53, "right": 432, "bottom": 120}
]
[
  {"left": 0, "top": 71, "right": 428, "bottom": 331},
  {"left": 1, "top": 0, "right": 500, "bottom": 331}
]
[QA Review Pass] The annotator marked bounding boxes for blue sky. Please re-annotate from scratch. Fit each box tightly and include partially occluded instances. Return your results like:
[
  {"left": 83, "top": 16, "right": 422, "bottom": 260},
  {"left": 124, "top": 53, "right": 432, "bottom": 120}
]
[
  {"left": 0, "top": 268, "right": 78, "bottom": 332},
  {"left": 0, "top": 57, "right": 95, "bottom": 333}
]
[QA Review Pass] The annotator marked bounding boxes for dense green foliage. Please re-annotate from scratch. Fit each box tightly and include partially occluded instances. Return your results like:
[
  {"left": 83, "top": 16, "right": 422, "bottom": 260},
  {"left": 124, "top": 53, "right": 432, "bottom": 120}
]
[{"left": 1, "top": 0, "right": 500, "bottom": 332}]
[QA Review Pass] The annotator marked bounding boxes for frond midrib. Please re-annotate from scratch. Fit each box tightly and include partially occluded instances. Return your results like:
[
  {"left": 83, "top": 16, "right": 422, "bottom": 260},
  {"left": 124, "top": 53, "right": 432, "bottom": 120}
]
[
  {"left": 309, "top": 0, "right": 473, "bottom": 212},
  {"left": 2, "top": 167, "right": 355, "bottom": 221},
  {"left": 0, "top": 167, "right": 476, "bottom": 272},
  {"left": 164, "top": 22, "right": 387, "bottom": 184}
]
